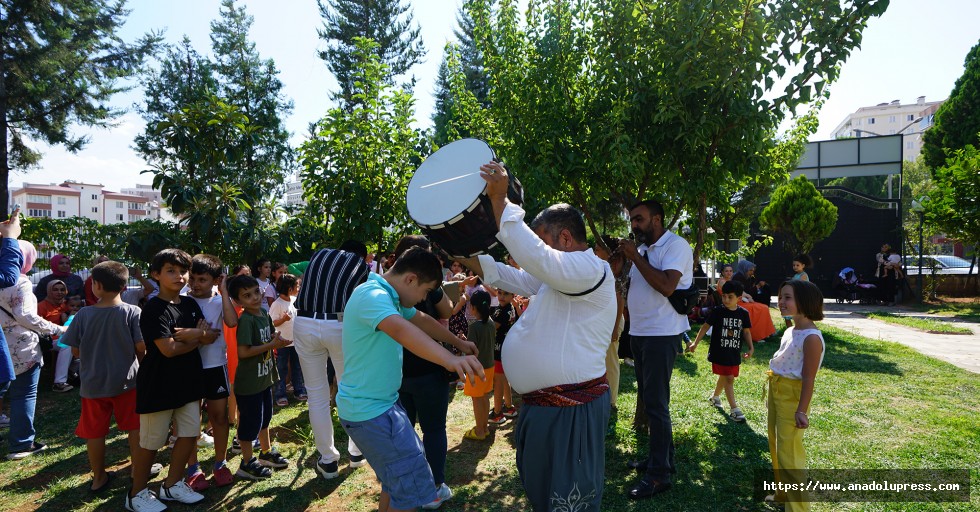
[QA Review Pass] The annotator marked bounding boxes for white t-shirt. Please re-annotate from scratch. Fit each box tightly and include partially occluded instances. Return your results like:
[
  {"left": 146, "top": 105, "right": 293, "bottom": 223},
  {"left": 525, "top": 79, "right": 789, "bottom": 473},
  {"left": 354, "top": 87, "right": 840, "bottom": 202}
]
[
  {"left": 770, "top": 327, "right": 825, "bottom": 380},
  {"left": 257, "top": 278, "right": 276, "bottom": 310},
  {"left": 627, "top": 230, "right": 694, "bottom": 336},
  {"left": 188, "top": 294, "right": 227, "bottom": 369},
  {"left": 269, "top": 296, "right": 296, "bottom": 346}
]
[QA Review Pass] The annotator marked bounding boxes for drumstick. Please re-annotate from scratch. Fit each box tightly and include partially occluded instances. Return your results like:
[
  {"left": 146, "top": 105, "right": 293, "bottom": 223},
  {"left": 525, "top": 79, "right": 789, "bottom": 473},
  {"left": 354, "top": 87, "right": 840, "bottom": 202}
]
[{"left": 419, "top": 172, "right": 481, "bottom": 189}]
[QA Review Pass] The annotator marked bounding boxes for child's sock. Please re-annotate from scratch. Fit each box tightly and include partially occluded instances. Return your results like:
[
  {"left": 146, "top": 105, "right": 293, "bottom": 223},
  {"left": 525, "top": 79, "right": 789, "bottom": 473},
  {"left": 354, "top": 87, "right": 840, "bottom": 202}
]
[{"left": 186, "top": 463, "right": 200, "bottom": 477}]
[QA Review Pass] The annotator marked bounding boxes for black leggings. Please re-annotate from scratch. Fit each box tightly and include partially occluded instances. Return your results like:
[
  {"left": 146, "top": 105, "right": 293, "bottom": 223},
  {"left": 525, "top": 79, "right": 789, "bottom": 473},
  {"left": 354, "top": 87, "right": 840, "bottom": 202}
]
[{"left": 236, "top": 387, "right": 273, "bottom": 442}]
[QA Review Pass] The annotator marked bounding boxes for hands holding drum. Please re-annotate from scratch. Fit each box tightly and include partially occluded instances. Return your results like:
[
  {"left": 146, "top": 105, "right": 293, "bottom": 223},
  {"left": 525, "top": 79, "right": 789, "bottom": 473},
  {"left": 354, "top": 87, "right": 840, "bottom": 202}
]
[{"left": 479, "top": 161, "right": 509, "bottom": 201}]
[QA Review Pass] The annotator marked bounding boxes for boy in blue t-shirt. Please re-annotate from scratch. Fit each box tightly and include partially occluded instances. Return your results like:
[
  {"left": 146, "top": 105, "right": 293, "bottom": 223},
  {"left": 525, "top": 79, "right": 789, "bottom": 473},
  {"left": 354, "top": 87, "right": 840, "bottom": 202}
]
[
  {"left": 688, "top": 280, "right": 754, "bottom": 422},
  {"left": 338, "top": 247, "right": 483, "bottom": 511}
]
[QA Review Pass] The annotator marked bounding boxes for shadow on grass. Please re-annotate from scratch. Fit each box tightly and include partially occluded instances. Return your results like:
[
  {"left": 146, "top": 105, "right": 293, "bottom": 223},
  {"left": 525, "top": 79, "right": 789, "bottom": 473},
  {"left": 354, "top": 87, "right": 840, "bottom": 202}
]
[{"left": 820, "top": 331, "right": 904, "bottom": 375}]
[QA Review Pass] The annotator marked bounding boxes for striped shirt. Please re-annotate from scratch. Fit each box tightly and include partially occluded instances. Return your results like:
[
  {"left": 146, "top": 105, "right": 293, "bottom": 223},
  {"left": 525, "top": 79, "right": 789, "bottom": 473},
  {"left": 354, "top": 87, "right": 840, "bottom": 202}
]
[{"left": 295, "top": 249, "right": 369, "bottom": 315}]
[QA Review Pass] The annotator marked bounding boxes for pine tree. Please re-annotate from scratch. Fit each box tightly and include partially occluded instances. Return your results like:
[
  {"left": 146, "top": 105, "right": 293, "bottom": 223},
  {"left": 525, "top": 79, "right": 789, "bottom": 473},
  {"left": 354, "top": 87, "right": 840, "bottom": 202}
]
[
  {"left": 316, "top": 0, "right": 424, "bottom": 106},
  {"left": 921, "top": 41, "right": 980, "bottom": 170},
  {"left": 431, "top": 1, "right": 490, "bottom": 145},
  {"left": 0, "top": 0, "right": 160, "bottom": 217}
]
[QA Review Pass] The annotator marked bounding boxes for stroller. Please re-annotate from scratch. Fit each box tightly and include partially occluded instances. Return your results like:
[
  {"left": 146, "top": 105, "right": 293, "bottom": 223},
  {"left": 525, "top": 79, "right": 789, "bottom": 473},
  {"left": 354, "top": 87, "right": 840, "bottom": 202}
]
[{"left": 833, "top": 267, "right": 860, "bottom": 303}]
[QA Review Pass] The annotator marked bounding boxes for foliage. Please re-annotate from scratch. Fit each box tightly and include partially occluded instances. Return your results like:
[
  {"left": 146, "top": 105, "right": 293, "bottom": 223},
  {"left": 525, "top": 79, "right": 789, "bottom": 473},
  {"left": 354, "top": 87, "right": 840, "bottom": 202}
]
[
  {"left": 759, "top": 175, "right": 839, "bottom": 254},
  {"left": 0, "top": 0, "right": 161, "bottom": 216},
  {"left": 925, "top": 142, "right": 980, "bottom": 251},
  {"left": 462, "top": 0, "right": 889, "bottom": 259},
  {"left": 432, "top": 1, "right": 490, "bottom": 146},
  {"left": 299, "top": 37, "right": 429, "bottom": 250},
  {"left": 921, "top": 40, "right": 980, "bottom": 170},
  {"left": 317, "top": 0, "right": 424, "bottom": 107}
]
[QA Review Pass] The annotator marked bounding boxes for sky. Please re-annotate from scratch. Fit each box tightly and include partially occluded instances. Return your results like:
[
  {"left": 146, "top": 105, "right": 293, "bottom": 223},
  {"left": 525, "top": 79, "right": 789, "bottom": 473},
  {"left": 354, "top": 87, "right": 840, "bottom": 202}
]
[{"left": 15, "top": 0, "right": 980, "bottom": 194}]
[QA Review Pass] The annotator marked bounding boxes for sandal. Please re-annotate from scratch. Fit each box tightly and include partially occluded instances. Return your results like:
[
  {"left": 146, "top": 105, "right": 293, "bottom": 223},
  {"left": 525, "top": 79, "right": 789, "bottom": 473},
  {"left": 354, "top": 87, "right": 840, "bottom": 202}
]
[
  {"left": 276, "top": 398, "right": 288, "bottom": 407},
  {"left": 90, "top": 472, "right": 115, "bottom": 494},
  {"left": 463, "top": 427, "right": 487, "bottom": 441}
]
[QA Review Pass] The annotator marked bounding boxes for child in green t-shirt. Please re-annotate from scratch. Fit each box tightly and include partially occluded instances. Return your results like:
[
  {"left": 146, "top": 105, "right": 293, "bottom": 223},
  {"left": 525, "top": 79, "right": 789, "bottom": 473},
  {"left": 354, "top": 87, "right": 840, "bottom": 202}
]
[{"left": 223, "top": 275, "right": 290, "bottom": 480}]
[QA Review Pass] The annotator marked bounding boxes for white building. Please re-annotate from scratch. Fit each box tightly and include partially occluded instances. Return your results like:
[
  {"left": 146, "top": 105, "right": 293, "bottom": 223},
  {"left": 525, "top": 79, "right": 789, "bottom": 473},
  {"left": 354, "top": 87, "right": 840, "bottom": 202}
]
[
  {"left": 121, "top": 184, "right": 175, "bottom": 222},
  {"left": 103, "top": 192, "right": 151, "bottom": 224},
  {"left": 12, "top": 181, "right": 169, "bottom": 224},
  {"left": 285, "top": 179, "right": 306, "bottom": 208},
  {"left": 830, "top": 96, "right": 944, "bottom": 162},
  {"left": 12, "top": 184, "right": 80, "bottom": 219}
]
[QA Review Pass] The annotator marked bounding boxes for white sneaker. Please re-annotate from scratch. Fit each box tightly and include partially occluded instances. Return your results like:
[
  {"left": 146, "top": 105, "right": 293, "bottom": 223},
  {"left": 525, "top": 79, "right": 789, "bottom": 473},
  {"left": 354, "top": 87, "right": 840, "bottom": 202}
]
[
  {"left": 0, "top": 413, "right": 9, "bottom": 428},
  {"left": 124, "top": 488, "right": 167, "bottom": 512},
  {"left": 421, "top": 483, "right": 453, "bottom": 510},
  {"left": 159, "top": 480, "right": 205, "bottom": 504},
  {"left": 197, "top": 432, "right": 214, "bottom": 447},
  {"left": 708, "top": 395, "right": 722, "bottom": 407}
]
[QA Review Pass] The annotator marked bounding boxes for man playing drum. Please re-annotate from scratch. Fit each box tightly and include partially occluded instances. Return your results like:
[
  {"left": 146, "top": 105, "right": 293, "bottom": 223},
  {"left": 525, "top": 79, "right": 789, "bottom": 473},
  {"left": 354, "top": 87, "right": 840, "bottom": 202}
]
[{"left": 459, "top": 161, "right": 616, "bottom": 512}]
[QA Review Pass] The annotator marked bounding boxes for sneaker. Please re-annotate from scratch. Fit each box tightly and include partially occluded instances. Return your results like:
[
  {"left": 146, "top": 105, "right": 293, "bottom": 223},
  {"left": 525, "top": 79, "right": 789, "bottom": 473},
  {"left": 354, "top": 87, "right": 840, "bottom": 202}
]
[
  {"left": 295, "top": 393, "right": 308, "bottom": 401},
  {"left": 6, "top": 441, "right": 46, "bottom": 460},
  {"left": 316, "top": 459, "right": 339, "bottom": 479},
  {"left": 158, "top": 480, "right": 205, "bottom": 504},
  {"left": 0, "top": 413, "right": 9, "bottom": 428},
  {"left": 349, "top": 454, "right": 367, "bottom": 468},
  {"left": 258, "top": 448, "right": 289, "bottom": 469},
  {"left": 197, "top": 432, "right": 214, "bottom": 447},
  {"left": 124, "top": 488, "right": 167, "bottom": 512},
  {"left": 708, "top": 395, "right": 722, "bottom": 408},
  {"left": 52, "top": 382, "right": 74, "bottom": 393},
  {"left": 149, "top": 463, "right": 163, "bottom": 477},
  {"left": 185, "top": 471, "right": 211, "bottom": 492},
  {"left": 421, "top": 482, "right": 453, "bottom": 510},
  {"left": 455, "top": 381, "right": 464, "bottom": 391},
  {"left": 731, "top": 407, "right": 746, "bottom": 423},
  {"left": 501, "top": 406, "right": 519, "bottom": 419},
  {"left": 275, "top": 397, "right": 288, "bottom": 407},
  {"left": 488, "top": 412, "right": 506, "bottom": 425},
  {"left": 236, "top": 457, "right": 272, "bottom": 480},
  {"left": 624, "top": 358, "right": 635, "bottom": 367},
  {"left": 211, "top": 465, "right": 234, "bottom": 487},
  {"left": 231, "top": 438, "right": 241, "bottom": 455}
]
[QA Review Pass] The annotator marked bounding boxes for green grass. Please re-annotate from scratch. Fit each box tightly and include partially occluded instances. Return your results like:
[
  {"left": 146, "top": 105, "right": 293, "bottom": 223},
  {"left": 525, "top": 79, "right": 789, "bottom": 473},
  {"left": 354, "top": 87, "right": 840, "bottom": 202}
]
[
  {"left": 864, "top": 312, "right": 975, "bottom": 334},
  {"left": 912, "top": 299, "right": 980, "bottom": 323},
  {"left": 1, "top": 324, "right": 978, "bottom": 511}
]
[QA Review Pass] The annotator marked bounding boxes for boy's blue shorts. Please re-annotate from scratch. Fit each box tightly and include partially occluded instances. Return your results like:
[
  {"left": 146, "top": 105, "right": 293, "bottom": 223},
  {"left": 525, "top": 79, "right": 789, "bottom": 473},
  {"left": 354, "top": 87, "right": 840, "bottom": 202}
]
[{"left": 340, "top": 403, "right": 437, "bottom": 509}]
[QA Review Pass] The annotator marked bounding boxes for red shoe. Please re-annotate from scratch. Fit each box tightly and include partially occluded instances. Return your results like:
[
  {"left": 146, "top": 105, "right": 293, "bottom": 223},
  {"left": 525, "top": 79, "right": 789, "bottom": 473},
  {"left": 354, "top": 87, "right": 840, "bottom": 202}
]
[
  {"left": 185, "top": 471, "right": 211, "bottom": 491},
  {"left": 211, "top": 465, "right": 234, "bottom": 487}
]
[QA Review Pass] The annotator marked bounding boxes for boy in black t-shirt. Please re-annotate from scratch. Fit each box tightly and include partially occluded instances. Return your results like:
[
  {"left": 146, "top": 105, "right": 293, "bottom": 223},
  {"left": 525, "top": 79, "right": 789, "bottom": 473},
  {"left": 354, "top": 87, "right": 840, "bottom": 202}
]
[
  {"left": 688, "top": 280, "right": 754, "bottom": 423},
  {"left": 488, "top": 289, "right": 520, "bottom": 425},
  {"left": 128, "top": 249, "right": 217, "bottom": 512}
]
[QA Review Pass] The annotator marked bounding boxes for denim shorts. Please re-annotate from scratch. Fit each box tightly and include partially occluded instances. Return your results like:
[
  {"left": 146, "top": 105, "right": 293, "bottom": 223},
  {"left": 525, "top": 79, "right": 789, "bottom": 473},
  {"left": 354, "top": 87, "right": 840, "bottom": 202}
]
[{"left": 340, "top": 403, "right": 437, "bottom": 510}]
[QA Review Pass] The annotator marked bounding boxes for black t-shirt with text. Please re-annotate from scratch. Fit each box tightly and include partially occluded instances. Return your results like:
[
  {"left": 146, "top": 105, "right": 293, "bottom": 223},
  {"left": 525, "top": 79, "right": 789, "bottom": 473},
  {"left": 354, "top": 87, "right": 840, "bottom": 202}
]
[
  {"left": 705, "top": 305, "right": 752, "bottom": 367},
  {"left": 490, "top": 303, "right": 517, "bottom": 362},
  {"left": 402, "top": 287, "right": 448, "bottom": 379},
  {"left": 137, "top": 296, "right": 205, "bottom": 413}
]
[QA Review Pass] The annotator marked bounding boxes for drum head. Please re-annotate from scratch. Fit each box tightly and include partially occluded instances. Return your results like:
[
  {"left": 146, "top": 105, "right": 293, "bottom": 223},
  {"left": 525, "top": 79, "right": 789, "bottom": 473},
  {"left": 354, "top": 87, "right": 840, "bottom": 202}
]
[{"left": 407, "top": 139, "right": 495, "bottom": 227}]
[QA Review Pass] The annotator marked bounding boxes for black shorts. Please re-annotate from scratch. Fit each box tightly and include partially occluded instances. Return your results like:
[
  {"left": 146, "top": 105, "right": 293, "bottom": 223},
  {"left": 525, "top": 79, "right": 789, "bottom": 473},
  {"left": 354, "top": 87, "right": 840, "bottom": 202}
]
[{"left": 202, "top": 365, "right": 230, "bottom": 400}]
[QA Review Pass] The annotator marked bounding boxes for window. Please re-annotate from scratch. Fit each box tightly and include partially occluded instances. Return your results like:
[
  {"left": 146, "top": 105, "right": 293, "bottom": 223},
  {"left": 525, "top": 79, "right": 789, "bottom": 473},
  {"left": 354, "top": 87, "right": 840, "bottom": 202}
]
[
  {"left": 91, "top": 207, "right": 98, "bottom": 213},
  {"left": 854, "top": 118, "right": 861, "bottom": 125},
  {"left": 116, "top": 214, "right": 124, "bottom": 221},
  {"left": 57, "top": 211, "right": 66, "bottom": 218},
  {"left": 129, "top": 214, "right": 142, "bottom": 222},
  {"left": 906, "top": 141, "right": 914, "bottom": 149},
  {"left": 128, "top": 202, "right": 143, "bottom": 210},
  {"left": 28, "top": 209, "right": 51, "bottom": 217},
  {"left": 115, "top": 201, "right": 124, "bottom": 208},
  {"left": 27, "top": 194, "right": 51, "bottom": 204},
  {"left": 57, "top": 197, "right": 66, "bottom": 205},
  {"left": 91, "top": 194, "right": 97, "bottom": 200},
  {"left": 907, "top": 114, "right": 915, "bottom": 121},
  {"left": 888, "top": 115, "right": 896, "bottom": 123},
  {"left": 868, "top": 118, "right": 875, "bottom": 125}
]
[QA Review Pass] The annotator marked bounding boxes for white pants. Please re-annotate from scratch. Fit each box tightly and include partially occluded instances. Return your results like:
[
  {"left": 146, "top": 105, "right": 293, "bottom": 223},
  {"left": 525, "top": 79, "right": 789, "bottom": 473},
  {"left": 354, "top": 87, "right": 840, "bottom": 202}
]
[
  {"left": 54, "top": 345, "right": 72, "bottom": 384},
  {"left": 293, "top": 316, "right": 361, "bottom": 463}
]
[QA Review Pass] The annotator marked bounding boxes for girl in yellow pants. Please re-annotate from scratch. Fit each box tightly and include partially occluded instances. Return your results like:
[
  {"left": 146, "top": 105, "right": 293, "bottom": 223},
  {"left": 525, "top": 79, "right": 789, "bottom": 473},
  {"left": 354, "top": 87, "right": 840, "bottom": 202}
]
[{"left": 768, "top": 280, "right": 826, "bottom": 511}]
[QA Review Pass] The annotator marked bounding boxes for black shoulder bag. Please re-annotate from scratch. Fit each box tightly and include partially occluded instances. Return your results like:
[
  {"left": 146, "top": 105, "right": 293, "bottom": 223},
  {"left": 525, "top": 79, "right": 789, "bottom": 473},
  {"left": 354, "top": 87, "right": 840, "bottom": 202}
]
[{"left": 644, "top": 251, "right": 700, "bottom": 315}]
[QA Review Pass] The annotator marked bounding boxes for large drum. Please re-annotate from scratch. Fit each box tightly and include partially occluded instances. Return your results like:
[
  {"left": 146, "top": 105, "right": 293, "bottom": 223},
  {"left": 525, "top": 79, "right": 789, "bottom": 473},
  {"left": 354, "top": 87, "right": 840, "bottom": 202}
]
[{"left": 407, "top": 139, "right": 523, "bottom": 258}]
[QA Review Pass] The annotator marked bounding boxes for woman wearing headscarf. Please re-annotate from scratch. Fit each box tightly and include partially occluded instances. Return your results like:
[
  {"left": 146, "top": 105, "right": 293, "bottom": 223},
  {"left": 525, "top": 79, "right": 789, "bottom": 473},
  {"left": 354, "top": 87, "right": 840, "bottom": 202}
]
[
  {"left": 37, "top": 280, "right": 73, "bottom": 393},
  {"left": 0, "top": 212, "right": 26, "bottom": 427},
  {"left": 34, "top": 254, "right": 84, "bottom": 300},
  {"left": 732, "top": 260, "right": 777, "bottom": 342},
  {"left": 1, "top": 240, "right": 67, "bottom": 459}
]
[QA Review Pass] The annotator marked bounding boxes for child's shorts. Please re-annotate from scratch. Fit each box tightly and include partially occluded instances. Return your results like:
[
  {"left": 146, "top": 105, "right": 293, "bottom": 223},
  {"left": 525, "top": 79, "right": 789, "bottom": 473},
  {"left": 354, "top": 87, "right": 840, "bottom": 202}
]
[
  {"left": 463, "top": 366, "right": 494, "bottom": 397},
  {"left": 139, "top": 400, "right": 200, "bottom": 450},
  {"left": 340, "top": 404, "right": 437, "bottom": 510},
  {"left": 202, "top": 365, "right": 231, "bottom": 401},
  {"left": 712, "top": 363, "right": 740, "bottom": 377},
  {"left": 494, "top": 360, "right": 504, "bottom": 374},
  {"left": 76, "top": 388, "right": 139, "bottom": 439},
  {"left": 236, "top": 387, "right": 273, "bottom": 442}
]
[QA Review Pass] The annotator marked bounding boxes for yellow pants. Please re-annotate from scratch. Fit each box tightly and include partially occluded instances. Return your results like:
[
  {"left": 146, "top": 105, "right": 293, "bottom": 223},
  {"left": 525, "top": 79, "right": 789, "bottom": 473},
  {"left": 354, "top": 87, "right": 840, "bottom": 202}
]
[
  {"left": 767, "top": 372, "right": 809, "bottom": 511},
  {"left": 605, "top": 314, "right": 624, "bottom": 406}
]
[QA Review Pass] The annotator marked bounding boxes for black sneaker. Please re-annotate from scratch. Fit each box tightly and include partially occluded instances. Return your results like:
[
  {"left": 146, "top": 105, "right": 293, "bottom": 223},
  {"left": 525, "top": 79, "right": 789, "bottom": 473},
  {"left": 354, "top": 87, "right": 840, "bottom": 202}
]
[
  {"left": 349, "top": 454, "right": 367, "bottom": 468},
  {"left": 316, "top": 459, "right": 339, "bottom": 479},
  {"left": 230, "top": 438, "right": 241, "bottom": 455},
  {"left": 258, "top": 448, "right": 289, "bottom": 469},
  {"left": 6, "top": 441, "right": 46, "bottom": 460},
  {"left": 235, "top": 457, "right": 272, "bottom": 480}
]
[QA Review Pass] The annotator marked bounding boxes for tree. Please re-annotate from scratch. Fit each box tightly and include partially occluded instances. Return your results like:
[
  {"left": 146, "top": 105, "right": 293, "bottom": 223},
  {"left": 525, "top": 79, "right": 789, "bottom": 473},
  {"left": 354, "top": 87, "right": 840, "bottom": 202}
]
[
  {"left": 317, "top": 0, "right": 424, "bottom": 107},
  {"left": 926, "top": 142, "right": 980, "bottom": 261},
  {"left": 432, "top": 1, "right": 490, "bottom": 145},
  {"left": 463, "top": 0, "right": 888, "bottom": 259},
  {"left": 759, "top": 176, "right": 839, "bottom": 254},
  {"left": 0, "top": 0, "right": 160, "bottom": 217},
  {"left": 300, "top": 37, "right": 429, "bottom": 249},
  {"left": 921, "top": 41, "right": 980, "bottom": 170}
]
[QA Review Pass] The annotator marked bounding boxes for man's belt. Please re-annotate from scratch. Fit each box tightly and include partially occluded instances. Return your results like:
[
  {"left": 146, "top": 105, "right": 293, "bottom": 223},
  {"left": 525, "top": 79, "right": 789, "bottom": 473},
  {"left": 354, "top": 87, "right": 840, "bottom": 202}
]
[
  {"left": 296, "top": 310, "right": 342, "bottom": 321},
  {"left": 521, "top": 375, "right": 609, "bottom": 407}
]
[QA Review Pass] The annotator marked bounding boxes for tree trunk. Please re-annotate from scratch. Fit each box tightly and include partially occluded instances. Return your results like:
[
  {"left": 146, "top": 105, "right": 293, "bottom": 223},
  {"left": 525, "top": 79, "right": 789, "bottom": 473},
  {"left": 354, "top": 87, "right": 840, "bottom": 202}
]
[
  {"left": 692, "top": 192, "right": 707, "bottom": 263},
  {"left": 0, "top": 30, "right": 9, "bottom": 221}
]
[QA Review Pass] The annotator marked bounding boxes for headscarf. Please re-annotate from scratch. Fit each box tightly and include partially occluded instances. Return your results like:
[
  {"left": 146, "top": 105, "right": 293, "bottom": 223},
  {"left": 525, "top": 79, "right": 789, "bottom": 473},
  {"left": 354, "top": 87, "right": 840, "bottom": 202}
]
[
  {"left": 735, "top": 259, "right": 756, "bottom": 277},
  {"left": 50, "top": 254, "right": 72, "bottom": 277},
  {"left": 18, "top": 240, "right": 37, "bottom": 275},
  {"left": 45, "top": 279, "right": 67, "bottom": 303}
]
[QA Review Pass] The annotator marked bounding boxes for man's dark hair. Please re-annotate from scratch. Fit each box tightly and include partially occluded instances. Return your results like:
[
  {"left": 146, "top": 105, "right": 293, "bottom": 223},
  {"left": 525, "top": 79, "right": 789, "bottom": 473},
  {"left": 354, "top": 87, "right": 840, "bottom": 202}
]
[
  {"left": 721, "top": 280, "right": 745, "bottom": 297},
  {"left": 275, "top": 273, "right": 299, "bottom": 296},
  {"left": 339, "top": 240, "right": 368, "bottom": 260},
  {"left": 629, "top": 199, "right": 666, "bottom": 222},
  {"left": 780, "top": 280, "right": 825, "bottom": 321},
  {"left": 91, "top": 261, "right": 129, "bottom": 293},
  {"left": 390, "top": 246, "right": 442, "bottom": 284},
  {"left": 227, "top": 274, "right": 260, "bottom": 302},
  {"left": 149, "top": 248, "right": 192, "bottom": 274},
  {"left": 529, "top": 203, "right": 587, "bottom": 244},
  {"left": 393, "top": 235, "right": 430, "bottom": 259},
  {"left": 191, "top": 254, "right": 223, "bottom": 279}
]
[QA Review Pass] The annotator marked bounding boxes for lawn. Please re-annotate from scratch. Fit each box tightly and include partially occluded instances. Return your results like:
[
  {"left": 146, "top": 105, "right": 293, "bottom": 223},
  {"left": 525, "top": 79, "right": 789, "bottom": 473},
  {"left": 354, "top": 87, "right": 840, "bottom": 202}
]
[
  {"left": 915, "top": 298, "right": 980, "bottom": 323},
  {"left": 1, "top": 320, "right": 978, "bottom": 511},
  {"left": 863, "top": 311, "right": 974, "bottom": 335}
]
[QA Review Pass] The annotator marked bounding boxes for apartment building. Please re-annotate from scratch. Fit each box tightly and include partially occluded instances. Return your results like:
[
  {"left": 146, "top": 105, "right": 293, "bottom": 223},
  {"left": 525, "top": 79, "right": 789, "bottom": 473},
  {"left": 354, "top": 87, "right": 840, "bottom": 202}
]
[{"left": 830, "top": 96, "right": 944, "bottom": 161}]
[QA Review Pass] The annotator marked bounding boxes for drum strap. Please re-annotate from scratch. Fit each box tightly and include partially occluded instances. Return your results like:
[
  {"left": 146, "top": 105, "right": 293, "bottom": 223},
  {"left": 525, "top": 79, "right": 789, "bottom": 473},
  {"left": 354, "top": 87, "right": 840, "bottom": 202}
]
[{"left": 559, "top": 269, "right": 607, "bottom": 297}]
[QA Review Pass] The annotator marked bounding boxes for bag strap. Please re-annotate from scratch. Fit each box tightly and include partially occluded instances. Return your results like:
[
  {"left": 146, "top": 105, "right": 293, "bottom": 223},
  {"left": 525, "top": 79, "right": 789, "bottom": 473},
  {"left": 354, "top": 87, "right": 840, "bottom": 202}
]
[
  {"left": 0, "top": 303, "right": 13, "bottom": 320},
  {"left": 560, "top": 268, "right": 607, "bottom": 297}
]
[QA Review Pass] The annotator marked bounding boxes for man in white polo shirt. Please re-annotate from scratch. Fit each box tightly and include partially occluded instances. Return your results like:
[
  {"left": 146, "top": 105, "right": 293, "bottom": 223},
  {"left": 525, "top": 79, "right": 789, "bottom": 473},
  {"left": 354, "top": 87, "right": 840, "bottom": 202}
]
[
  {"left": 461, "top": 161, "right": 616, "bottom": 512},
  {"left": 620, "top": 199, "right": 693, "bottom": 500}
]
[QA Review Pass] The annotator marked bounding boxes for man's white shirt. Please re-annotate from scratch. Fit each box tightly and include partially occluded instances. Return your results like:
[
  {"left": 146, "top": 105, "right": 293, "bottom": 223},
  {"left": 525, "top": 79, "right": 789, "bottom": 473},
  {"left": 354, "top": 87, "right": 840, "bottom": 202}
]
[{"left": 626, "top": 230, "right": 693, "bottom": 337}]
